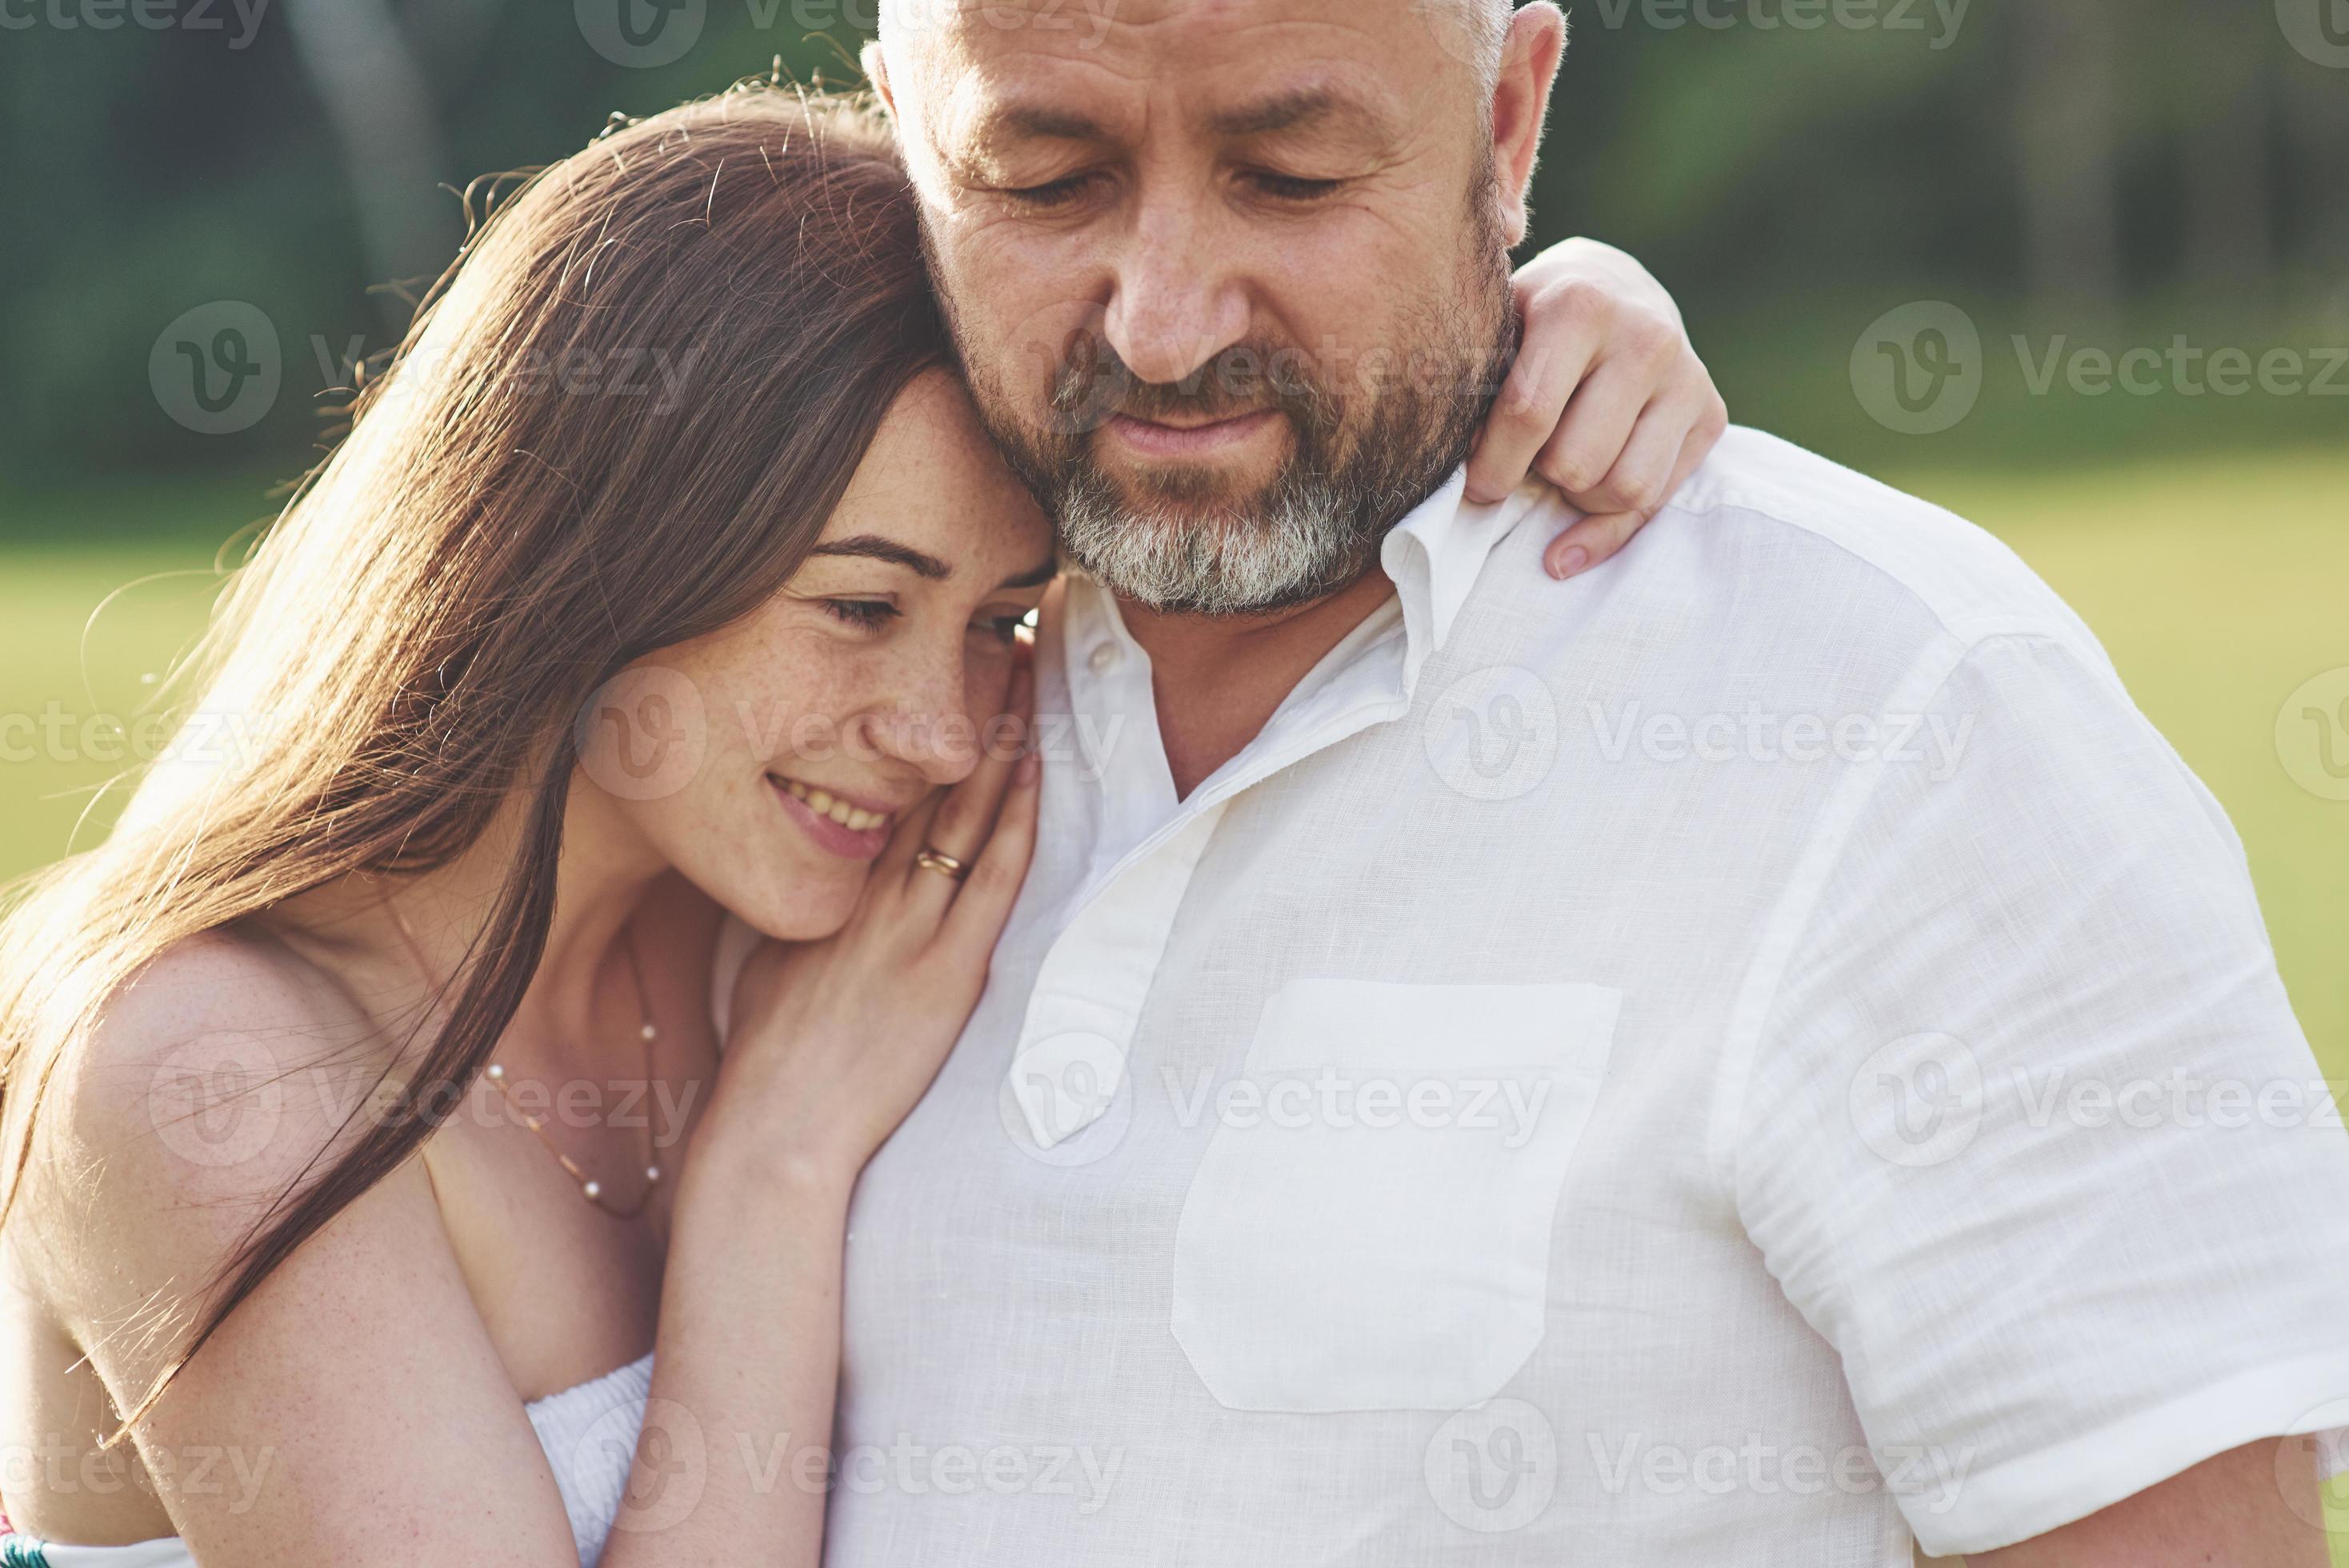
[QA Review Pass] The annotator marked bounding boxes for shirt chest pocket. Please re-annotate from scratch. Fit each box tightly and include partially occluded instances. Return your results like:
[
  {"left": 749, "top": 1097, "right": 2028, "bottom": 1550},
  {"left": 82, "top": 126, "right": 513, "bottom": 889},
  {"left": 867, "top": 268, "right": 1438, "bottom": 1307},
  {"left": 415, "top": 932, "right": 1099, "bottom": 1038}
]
[{"left": 1170, "top": 979, "right": 1622, "bottom": 1414}]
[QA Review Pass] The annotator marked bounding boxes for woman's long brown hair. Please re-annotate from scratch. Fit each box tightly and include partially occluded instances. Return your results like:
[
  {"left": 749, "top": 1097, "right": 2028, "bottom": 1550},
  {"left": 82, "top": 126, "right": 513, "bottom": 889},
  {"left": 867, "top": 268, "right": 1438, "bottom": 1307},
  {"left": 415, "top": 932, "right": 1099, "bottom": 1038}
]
[{"left": 0, "top": 82, "right": 948, "bottom": 1433}]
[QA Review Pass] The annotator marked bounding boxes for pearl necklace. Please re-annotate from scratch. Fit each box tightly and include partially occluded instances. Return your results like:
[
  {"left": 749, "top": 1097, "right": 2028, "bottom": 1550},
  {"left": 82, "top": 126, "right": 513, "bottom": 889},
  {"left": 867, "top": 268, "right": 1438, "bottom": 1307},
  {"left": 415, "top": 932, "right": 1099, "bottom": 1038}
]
[
  {"left": 384, "top": 898, "right": 668, "bottom": 1221},
  {"left": 480, "top": 934, "right": 665, "bottom": 1219}
]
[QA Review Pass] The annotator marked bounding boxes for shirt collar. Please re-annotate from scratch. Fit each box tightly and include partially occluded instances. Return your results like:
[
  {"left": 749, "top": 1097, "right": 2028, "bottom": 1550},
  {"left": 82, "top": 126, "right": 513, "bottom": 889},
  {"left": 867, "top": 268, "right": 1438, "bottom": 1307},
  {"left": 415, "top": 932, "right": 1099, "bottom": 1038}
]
[
  {"left": 1378, "top": 466, "right": 1550, "bottom": 692},
  {"left": 1050, "top": 466, "right": 1551, "bottom": 846}
]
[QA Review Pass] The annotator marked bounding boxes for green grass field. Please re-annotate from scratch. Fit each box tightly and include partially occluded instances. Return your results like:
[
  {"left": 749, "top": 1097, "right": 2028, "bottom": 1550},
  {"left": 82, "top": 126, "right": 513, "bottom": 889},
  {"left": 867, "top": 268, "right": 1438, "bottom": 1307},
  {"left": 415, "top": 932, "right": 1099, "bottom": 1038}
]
[{"left": 0, "top": 473, "right": 266, "bottom": 886}]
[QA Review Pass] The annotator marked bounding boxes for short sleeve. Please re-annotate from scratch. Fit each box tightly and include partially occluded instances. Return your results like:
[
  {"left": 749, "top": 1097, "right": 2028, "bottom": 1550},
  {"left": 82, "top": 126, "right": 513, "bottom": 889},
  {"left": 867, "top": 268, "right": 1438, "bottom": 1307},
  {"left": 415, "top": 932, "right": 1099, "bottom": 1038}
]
[{"left": 1730, "top": 633, "right": 2349, "bottom": 1557}]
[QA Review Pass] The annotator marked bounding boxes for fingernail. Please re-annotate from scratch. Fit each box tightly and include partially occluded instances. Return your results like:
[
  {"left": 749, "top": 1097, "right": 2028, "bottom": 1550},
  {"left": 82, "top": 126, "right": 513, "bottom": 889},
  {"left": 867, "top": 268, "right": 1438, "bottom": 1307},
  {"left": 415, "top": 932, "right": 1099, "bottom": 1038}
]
[{"left": 1551, "top": 544, "right": 1590, "bottom": 579}]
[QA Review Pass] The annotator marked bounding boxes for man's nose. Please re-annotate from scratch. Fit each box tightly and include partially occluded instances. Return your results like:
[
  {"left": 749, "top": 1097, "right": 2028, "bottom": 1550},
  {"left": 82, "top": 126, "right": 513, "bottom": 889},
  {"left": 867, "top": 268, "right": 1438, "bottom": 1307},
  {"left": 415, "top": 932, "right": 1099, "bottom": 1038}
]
[{"left": 1102, "top": 190, "right": 1251, "bottom": 388}]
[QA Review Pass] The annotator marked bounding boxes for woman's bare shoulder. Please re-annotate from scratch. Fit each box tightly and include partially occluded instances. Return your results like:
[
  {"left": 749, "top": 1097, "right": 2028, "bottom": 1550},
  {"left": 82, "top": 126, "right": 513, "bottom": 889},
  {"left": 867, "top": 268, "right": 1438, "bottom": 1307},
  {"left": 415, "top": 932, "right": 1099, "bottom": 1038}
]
[{"left": 26, "top": 926, "right": 391, "bottom": 1277}]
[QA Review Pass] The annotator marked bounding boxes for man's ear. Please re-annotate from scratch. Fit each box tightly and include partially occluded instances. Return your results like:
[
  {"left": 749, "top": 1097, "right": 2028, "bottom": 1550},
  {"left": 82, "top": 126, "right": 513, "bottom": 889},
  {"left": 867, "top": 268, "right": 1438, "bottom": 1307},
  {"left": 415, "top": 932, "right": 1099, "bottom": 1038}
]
[
  {"left": 1490, "top": 2, "right": 1567, "bottom": 248},
  {"left": 862, "top": 38, "right": 896, "bottom": 118}
]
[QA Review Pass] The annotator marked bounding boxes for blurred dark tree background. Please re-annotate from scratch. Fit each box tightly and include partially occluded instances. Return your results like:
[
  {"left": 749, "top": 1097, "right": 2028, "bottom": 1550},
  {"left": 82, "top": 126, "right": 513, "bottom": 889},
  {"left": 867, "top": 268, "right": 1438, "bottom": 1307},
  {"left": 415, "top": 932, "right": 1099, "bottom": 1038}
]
[{"left": 2, "top": 0, "right": 2343, "bottom": 505}]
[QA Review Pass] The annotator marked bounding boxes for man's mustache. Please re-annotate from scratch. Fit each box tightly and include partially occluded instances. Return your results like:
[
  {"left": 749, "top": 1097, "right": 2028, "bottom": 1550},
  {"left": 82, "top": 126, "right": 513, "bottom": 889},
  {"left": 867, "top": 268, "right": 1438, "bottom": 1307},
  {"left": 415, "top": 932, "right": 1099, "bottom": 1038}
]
[{"left": 1045, "top": 330, "right": 1339, "bottom": 437}]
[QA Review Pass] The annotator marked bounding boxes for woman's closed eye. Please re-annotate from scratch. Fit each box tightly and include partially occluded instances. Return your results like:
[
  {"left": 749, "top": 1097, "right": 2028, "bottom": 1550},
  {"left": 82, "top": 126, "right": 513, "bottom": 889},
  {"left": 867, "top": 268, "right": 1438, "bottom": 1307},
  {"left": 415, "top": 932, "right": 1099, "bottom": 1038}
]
[{"left": 818, "top": 598, "right": 1034, "bottom": 644}]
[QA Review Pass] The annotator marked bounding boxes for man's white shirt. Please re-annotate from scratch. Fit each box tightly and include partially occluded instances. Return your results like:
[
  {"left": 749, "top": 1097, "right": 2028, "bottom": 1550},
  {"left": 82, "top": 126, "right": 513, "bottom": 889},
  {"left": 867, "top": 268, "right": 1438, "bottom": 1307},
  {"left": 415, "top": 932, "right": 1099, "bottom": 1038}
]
[{"left": 822, "top": 427, "right": 2349, "bottom": 1564}]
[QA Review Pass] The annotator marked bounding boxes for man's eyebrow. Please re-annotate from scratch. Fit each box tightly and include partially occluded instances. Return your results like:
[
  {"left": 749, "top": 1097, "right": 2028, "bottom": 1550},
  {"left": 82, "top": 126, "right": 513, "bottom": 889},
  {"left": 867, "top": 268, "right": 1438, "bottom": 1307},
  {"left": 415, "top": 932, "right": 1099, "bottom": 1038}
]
[
  {"left": 974, "top": 102, "right": 1114, "bottom": 146},
  {"left": 808, "top": 536, "right": 952, "bottom": 581},
  {"left": 998, "top": 557, "right": 1060, "bottom": 591},
  {"left": 1206, "top": 86, "right": 1390, "bottom": 142}
]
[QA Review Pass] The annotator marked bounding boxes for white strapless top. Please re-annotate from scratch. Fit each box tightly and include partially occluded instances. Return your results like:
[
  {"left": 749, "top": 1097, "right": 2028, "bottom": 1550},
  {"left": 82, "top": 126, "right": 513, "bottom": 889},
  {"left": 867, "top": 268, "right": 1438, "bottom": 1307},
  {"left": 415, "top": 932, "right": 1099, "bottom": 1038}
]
[
  {"left": 1, "top": 920, "right": 760, "bottom": 1567},
  {"left": 0, "top": 1357, "right": 657, "bottom": 1568}
]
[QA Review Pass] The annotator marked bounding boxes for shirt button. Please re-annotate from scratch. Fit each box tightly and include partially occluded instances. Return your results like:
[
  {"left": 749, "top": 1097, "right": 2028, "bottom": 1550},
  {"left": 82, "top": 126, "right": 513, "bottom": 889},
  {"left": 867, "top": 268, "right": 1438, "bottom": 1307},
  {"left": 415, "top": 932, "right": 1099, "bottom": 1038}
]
[{"left": 1088, "top": 641, "right": 1125, "bottom": 675}]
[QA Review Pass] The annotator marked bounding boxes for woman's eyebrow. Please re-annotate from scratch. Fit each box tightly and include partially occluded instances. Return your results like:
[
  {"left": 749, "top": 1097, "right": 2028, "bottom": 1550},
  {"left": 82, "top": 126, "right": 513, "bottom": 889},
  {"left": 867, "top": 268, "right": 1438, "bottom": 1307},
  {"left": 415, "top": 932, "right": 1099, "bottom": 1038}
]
[{"left": 809, "top": 535, "right": 952, "bottom": 580}]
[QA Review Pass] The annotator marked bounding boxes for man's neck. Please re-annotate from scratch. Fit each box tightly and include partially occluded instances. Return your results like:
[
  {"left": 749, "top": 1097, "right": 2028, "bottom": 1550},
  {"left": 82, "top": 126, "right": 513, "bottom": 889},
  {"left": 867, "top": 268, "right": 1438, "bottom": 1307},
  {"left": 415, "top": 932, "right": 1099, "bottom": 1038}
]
[{"left": 1118, "top": 566, "right": 1399, "bottom": 799}]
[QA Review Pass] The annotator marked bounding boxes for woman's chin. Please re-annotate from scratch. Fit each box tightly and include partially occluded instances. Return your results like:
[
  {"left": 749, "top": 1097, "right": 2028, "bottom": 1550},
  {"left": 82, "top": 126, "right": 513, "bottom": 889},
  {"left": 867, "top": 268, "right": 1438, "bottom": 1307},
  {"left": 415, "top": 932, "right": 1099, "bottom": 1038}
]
[{"left": 712, "top": 868, "right": 865, "bottom": 944}]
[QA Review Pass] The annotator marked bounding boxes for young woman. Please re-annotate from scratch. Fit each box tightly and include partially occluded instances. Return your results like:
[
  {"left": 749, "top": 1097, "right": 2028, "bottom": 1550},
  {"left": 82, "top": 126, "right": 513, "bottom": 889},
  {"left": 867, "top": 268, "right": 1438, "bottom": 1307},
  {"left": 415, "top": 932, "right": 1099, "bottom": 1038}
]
[{"left": 0, "top": 86, "right": 1724, "bottom": 1566}]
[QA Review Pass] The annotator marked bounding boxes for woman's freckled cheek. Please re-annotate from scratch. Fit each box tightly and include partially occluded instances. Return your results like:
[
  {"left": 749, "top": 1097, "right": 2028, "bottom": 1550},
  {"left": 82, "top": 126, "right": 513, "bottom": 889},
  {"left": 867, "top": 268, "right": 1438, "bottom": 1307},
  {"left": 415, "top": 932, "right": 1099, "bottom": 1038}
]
[{"left": 727, "top": 646, "right": 870, "bottom": 771}]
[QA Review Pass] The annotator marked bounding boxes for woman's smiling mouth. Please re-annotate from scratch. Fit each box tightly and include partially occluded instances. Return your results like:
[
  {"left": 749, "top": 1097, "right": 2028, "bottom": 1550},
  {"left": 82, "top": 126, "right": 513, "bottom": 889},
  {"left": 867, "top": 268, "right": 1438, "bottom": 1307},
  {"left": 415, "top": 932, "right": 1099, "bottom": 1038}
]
[{"left": 769, "top": 774, "right": 902, "bottom": 860}]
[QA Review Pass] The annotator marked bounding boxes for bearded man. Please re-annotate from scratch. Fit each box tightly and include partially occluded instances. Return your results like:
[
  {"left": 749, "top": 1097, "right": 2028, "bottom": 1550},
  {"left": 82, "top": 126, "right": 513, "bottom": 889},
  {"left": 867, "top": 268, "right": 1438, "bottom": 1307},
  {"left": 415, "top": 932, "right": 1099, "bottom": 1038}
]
[{"left": 830, "top": 3, "right": 2349, "bottom": 1563}]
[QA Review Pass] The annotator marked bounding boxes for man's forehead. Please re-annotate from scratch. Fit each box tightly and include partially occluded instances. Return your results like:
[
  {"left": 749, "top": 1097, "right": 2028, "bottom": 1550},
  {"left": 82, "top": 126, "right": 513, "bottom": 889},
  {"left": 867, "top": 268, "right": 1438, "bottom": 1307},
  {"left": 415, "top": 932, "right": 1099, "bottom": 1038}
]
[
  {"left": 882, "top": 0, "right": 1475, "bottom": 146},
  {"left": 886, "top": 0, "right": 1347, "bottom": 42},
  {"left": 881, "top": 0, "right": 1469, "bottom": 83}
]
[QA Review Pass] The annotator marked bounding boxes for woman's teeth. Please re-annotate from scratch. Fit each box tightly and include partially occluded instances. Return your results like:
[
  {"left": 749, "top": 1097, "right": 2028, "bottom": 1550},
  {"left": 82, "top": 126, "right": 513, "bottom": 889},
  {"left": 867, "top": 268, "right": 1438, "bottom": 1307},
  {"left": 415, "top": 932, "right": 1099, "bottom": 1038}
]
[{"left": 778, "top": 777, "right": 890, "bottom": 834}]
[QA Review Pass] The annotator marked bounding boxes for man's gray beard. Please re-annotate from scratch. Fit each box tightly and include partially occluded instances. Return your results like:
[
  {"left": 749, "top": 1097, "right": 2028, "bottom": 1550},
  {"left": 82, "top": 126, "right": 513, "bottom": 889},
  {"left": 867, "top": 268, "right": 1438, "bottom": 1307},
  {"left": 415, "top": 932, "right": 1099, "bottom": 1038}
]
[
  {"left": 1042, "top": 293, "right": 1512, "bottom": 618},
  {"left": 1047, "top": 422, "right": 1442, "bottom": 618}
]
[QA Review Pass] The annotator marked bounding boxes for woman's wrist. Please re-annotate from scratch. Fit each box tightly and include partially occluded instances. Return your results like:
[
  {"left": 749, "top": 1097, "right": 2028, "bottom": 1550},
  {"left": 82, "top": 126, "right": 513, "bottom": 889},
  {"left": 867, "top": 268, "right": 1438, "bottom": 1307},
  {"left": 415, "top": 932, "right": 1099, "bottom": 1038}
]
[{"left": 682, "top": 1102, "right": 866, "bottom": 1209}]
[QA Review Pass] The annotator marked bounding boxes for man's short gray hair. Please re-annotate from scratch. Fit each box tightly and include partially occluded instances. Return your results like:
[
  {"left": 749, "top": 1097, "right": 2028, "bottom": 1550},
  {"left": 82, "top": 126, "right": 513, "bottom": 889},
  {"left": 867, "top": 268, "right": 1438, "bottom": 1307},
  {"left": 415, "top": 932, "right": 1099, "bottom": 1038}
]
[
  {"left": 1439, "top": 0, "right": 1514, "bottom": 91},
  {"left": 878, "top": 2, "right": 1516, "bottom": 92}
]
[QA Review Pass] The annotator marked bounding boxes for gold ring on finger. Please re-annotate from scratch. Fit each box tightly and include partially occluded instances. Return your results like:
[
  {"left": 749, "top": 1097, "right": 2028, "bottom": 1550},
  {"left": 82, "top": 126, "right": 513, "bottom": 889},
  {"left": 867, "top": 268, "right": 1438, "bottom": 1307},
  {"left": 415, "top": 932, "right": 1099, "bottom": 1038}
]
[{"left": 914, "top": 846, "right": 970, "bottom": 883}]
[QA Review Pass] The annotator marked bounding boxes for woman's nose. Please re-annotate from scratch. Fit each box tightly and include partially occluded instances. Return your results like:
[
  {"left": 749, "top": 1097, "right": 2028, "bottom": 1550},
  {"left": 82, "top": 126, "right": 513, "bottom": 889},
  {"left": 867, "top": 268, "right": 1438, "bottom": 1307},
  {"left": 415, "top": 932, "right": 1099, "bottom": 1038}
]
[{"left": 854, "top": 687, "right": 983, "bottom": 789}]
